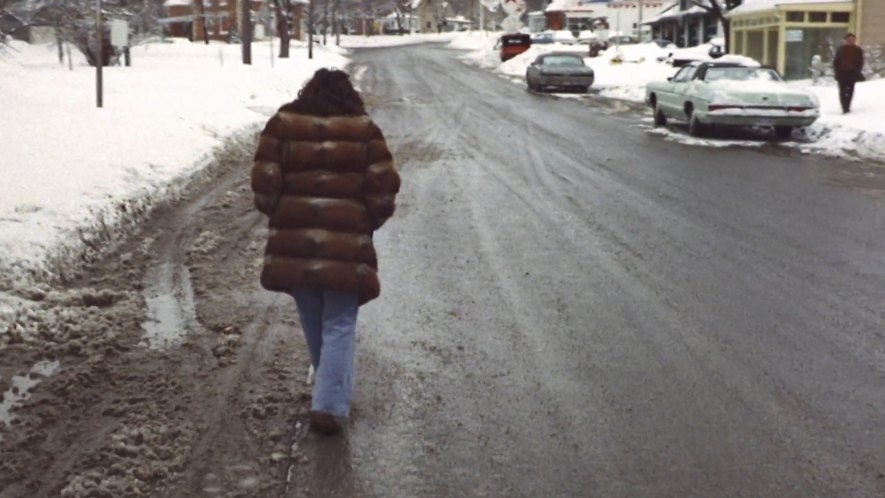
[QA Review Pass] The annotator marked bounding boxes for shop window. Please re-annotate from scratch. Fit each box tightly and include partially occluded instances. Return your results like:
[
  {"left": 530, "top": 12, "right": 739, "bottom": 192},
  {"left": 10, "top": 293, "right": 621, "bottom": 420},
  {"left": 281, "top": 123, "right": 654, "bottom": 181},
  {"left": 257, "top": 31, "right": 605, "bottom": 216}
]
[
  {"left": 808, "top": 12, "right": 827, "bottom": 23},
  {"left": 831, "top": 12, "right": 849, "bottom": 23},
  {"left": 786, "top": 11, "right": 804, "bottom": 22},
  {"left": 784, "top": 27, "right": 843, "bottom": 79}
]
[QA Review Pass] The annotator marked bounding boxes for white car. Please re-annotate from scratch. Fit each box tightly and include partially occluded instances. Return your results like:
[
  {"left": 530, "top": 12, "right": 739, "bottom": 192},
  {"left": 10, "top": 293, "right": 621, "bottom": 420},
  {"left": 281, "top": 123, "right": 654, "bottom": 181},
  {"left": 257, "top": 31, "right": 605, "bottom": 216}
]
[{"left": 645, "top": 61, "right": 820, "bottom": 138}]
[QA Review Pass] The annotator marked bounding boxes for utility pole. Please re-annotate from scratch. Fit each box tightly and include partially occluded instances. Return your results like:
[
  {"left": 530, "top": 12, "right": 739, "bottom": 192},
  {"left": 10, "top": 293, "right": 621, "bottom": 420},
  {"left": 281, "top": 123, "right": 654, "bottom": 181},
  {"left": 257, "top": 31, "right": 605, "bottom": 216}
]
[
  {"left": 96, "top": 0, "right": 103, "bottom": 108},
  {"left": 638, "top": 0, "right": 643, "bottom": 40}
]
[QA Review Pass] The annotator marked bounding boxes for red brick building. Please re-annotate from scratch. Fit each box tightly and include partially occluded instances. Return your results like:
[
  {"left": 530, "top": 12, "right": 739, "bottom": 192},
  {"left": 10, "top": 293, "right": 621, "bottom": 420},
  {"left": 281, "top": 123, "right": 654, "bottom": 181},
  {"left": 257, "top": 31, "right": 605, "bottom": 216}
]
[{"left": 162, "top": 0, "right": 305, "bottom": 42}]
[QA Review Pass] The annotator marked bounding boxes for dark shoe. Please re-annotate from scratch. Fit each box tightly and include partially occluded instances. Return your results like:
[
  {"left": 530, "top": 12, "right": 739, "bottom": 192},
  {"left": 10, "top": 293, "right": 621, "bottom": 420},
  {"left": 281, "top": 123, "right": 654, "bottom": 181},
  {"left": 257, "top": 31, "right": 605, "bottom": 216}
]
[{"left": 309, "top": 411, "right": 342, "bottom": 436}]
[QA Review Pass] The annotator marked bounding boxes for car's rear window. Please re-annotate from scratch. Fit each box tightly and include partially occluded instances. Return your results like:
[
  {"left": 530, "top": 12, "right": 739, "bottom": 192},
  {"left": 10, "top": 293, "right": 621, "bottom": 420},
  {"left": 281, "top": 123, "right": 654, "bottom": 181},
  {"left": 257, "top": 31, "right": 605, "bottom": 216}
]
[
  {"left": 705, "top": 67, "right": 782, "bottom": 82},
  {"left": 502, "top": 36, "right": 531, "bottom": 47},
  {"left": 542, "top": 55, "right": 584, "bottom": 67}
]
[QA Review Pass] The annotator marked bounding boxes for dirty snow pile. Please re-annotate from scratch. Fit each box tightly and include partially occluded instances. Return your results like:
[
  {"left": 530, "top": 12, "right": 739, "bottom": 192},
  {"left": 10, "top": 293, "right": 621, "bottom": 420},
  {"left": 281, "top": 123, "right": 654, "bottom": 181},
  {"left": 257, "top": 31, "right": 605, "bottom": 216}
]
[
  {"left": 794, "top": 79, "right": 885, "bottom": 161},
  {"left": 0, "top": 39, "right": 348, "bottom": 290}
]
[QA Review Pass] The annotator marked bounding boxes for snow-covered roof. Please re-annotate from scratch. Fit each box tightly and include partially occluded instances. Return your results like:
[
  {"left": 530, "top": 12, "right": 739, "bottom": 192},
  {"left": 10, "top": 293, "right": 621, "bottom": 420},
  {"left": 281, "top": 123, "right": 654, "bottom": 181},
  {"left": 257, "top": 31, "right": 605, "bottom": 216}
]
[
  {"left": 546, "top": 0, "right": 579, "bottom": 12},
  {"left": 641, "top": 1, "right": 678, "bottom": 24},
  {"left": 163, "top": 0, "right": 192, "bottom": 7},
  {"left": 729, "top": 0, "right": 853, "bottom": 16},
  {"left": 645, "top": 2, "right": 708, "bottom": 23}
]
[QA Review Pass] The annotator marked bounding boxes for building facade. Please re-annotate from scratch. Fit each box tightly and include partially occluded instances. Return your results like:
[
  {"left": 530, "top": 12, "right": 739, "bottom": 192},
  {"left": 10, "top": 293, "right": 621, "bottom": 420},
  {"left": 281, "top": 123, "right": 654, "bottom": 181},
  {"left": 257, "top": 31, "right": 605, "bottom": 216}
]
[
  {"left": 544, "top": 0, "right": 671, "bottom": 38},
  {"left": 728, "top": 0, "right": 882, "bottom": 80},
  {"left": 644, "top": 0, "right": 720, "bottom": 47},
  {"left": 162, "top": 0, "right": 305, "bottom": 42}
]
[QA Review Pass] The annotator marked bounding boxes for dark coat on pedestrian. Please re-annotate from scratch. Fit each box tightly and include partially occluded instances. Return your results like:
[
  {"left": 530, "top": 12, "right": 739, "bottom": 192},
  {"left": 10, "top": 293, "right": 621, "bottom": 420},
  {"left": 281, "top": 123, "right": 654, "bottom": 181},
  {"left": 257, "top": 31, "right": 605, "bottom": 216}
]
[
  {"left": 250, "top": 107, "right": 400, "bottom": 305},
  {"left": 833, "top": 44, "right": 864, "bottom": 81}
]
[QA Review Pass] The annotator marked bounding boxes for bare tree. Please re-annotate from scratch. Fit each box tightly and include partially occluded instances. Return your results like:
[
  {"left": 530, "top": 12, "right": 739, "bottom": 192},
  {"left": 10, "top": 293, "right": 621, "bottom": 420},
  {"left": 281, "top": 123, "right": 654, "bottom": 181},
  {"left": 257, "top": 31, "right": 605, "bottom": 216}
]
[
  {"left": 195, "top": 0, "right": 209, "bottom": 44},
  {"left": 239, "top": 0, "right": 251, "bottom": 63},
  {"left": 692, "top": 0, "right": 742, "bottom": 52},
  {"left": 0, "top": 0, "right": 12, "bottom": 49},
  {"left": 272, "top": 0, "right": 290, "bottom": 57}
]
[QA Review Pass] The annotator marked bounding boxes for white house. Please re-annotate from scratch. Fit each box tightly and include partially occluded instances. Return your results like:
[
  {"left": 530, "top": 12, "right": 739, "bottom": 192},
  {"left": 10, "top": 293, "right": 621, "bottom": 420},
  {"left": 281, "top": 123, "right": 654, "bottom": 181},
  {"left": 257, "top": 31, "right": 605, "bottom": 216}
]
[{"left": 413, "top": 0, "right": 453, "bottom": 33}]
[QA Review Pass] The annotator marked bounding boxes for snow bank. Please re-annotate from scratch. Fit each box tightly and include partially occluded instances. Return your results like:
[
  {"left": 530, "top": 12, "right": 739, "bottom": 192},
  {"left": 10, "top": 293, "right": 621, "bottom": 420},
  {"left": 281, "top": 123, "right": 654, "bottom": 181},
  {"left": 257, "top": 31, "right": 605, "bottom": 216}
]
[
  {"left": 795, "top": 79, "right": 885, "bottom": 162},
  {"left": 337, "top": 32, "right": 461, "bottom": 49},
  {"left": 0, "top": 39, "right": 349, "bottom": 287}
]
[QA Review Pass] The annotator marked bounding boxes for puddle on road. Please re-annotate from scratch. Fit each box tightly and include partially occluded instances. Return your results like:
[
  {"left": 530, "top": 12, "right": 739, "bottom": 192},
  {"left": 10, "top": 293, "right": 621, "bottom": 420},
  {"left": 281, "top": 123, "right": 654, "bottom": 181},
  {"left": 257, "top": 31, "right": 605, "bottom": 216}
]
[
  {"left": 141, "top": 262, "right": 199, "bottom": 349},
  {"left": 0, "top": 360, "right": 61, "bottom": 428}
]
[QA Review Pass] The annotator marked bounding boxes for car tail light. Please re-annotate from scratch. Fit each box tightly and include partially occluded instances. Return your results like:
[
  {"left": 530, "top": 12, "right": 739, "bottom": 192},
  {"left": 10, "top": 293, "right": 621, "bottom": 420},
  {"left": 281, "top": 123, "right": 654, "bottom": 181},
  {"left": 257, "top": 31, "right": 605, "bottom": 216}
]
[
  {"left": 787, "top": 106, "right": 811, "bottom": 112},
  {"left": 708, "top": 104, "right": 739, "bottom": 111}
]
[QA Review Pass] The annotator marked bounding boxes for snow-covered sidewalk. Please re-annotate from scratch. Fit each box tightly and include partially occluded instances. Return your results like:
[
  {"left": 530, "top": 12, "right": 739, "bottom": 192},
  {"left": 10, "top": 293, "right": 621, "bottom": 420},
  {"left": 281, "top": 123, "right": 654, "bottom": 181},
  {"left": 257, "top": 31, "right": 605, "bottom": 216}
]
[
  {"left": 450, "top": 32, "right": 885, "bottom": 164},
  {"left": 0, "top": 38, "right": 349, "bottom": 288}
]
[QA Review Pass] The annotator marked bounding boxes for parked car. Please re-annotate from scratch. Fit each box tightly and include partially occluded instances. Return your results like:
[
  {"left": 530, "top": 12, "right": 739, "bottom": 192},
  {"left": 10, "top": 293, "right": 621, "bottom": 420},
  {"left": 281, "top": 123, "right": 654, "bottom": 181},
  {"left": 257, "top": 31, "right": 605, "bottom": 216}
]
[
  {"left": 531, "top": 31, "right": 555, "bottom": 44},
  {"left": 650, "top": 38, "right": 675, "bottom": 48},
  {"left": 576, "top": 30, "right": 598, "bottom": 45},
  {"left": 526, "top": 52, "right": 595, "bottom": 92},
  {"left": 608, "top": 35, "right": 637, "bottom": 45},
  {"left": 552, "top": 30, "right": 577, "bottom": 45},
  {"left": 645, "top": 61, "right": 820, "bottom": 138},
  {"left": 497, "top": 33, "right": 532, "bottom": 62}
]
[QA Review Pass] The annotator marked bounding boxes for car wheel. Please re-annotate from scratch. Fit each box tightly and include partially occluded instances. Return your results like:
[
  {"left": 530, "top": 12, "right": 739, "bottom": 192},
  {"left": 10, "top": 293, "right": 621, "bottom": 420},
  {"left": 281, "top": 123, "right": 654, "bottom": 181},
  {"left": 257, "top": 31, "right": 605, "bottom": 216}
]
[
  {"left": 653, "top": 105, "right": 668, "bottom": 127},
  {"left": 774, "top": 126, "right": 793, "bottom": 139},
  {"left": 689, "top": 115, "right": 706, "bottom": 137}
]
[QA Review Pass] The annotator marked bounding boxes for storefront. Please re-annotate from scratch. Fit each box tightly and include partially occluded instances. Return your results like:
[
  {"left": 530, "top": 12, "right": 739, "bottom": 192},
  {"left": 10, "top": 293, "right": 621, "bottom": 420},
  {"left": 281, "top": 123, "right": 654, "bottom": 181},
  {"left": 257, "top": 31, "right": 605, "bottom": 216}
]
[{"left": 728, "top": 1, "right": 855, "bottom": 80}]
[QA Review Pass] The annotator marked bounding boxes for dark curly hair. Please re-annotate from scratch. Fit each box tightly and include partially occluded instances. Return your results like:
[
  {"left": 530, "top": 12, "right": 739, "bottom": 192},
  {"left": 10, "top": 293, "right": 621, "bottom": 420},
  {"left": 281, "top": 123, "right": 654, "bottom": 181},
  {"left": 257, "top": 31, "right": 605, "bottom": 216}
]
[{"left": 285, "top": 68, "right": 366, "bottom": 117}]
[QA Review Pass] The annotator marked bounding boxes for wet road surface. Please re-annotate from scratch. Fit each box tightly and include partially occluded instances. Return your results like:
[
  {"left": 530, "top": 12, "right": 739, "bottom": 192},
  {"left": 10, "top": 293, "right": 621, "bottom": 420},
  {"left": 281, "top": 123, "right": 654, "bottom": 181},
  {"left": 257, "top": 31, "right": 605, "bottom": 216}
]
[{"left": 328, "top": 45, "right": 885, "bottom": 497}]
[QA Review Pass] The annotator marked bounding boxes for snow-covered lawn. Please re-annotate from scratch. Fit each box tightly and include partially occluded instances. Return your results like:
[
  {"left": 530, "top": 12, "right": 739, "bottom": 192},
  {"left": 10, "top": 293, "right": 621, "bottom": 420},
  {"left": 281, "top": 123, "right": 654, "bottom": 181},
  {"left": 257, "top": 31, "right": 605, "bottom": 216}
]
[
  {"left": 451, "top": 32, "right": 885, "bottom": 164},
  {"left": 0, "top": 38, "right": 349, "bottom": 288}
]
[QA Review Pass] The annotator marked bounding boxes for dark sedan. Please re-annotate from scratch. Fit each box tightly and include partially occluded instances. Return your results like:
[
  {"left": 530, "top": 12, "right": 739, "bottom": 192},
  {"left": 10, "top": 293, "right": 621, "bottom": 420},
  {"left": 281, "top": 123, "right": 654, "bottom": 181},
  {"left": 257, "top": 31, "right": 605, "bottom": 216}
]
[{"left": 525, "top": 52, "right": 595, "bottom": 92}]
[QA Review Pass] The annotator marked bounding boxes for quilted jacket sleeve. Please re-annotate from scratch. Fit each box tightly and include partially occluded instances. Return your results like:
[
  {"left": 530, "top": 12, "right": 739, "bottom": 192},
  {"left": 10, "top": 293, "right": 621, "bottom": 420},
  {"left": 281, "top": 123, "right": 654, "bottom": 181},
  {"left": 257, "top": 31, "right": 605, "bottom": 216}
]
[
  {"left": 364, "top": 122, "right": 401, "bottom": 231},
  {"left": 251, "top": 115, "right": 284, "bottom": 216}
]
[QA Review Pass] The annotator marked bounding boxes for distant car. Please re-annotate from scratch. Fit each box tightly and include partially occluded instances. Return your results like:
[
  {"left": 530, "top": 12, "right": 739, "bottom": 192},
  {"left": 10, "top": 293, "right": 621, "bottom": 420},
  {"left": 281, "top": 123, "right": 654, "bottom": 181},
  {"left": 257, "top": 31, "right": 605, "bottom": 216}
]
[
  {"left": 576, "top": 30, "right": 598, "bottom": 45},
  {"left": 607, "top": 35, "right": 637, "bottom": 45},
  {"left": 552, "top": 30, "right": 577, "bottom": 44},
  {"left": 526, "top": 52, "right": 595, "bottom": 92},
  {"left": 645, "top": 61, "right": 820, "bottom": 138},
  {"left": 531, "top": 32, "right": 555, "bottom": 44},
  {"left": 497, "top": 33, "right": 532, "bottom": 62},
  {"left": 650, "top": 38, "right": 674, "bottom": 48}
]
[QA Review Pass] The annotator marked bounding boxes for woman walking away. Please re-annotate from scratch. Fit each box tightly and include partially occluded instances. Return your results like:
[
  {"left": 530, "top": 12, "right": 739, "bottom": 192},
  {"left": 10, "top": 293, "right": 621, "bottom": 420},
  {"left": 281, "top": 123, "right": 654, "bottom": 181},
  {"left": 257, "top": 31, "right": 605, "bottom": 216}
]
[{"left": 250, "top": 68, "right": 400, "bottom": 435}]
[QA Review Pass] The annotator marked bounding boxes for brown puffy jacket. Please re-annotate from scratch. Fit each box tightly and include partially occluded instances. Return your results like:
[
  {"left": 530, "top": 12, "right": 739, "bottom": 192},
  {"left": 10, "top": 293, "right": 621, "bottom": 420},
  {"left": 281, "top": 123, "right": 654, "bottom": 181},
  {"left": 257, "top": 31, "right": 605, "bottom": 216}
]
[{"left": 250, "top": 106, "right": 400, "bottom": 305}]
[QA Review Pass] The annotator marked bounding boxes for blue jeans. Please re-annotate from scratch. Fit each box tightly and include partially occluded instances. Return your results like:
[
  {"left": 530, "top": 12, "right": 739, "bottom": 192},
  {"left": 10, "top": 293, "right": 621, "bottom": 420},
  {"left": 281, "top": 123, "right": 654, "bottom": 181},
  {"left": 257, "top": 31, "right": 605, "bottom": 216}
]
[{"left": 291, "top": 288, "right": 359, "bottom": 417}]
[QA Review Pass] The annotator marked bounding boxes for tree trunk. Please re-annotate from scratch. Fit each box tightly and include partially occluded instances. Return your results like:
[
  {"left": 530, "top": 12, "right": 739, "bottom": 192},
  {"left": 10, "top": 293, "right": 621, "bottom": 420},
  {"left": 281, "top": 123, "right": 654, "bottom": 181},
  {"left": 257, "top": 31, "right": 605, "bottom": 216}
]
[
  {"left": 196, "top": 0, "right": 209, "bottom": 44},
  {"left": 323, "top": 0, "right": 328, "bottom": 44},
  {"left": 273, "top": 0, "right": 290, "bottom": 57},
  {"left": 240, "top": 0, "right": 252, "bottom": 64},
  {"left": 308, "top": 0, "right": 313, "bottom": 59},
  {"left": 55, "top": 22, "right": 64, "bottom": 64},
  {"left": 722, "top": 17, "right": 731, "bottom": 53},
  {"left": 333, "top": 0, "right": 340, "bottom": 45}
]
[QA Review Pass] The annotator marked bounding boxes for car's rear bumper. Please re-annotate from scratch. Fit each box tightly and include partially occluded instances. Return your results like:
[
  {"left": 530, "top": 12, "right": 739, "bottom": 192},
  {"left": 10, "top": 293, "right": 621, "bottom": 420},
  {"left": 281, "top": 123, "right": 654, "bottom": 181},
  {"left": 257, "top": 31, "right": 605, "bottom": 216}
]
[
  {"left": 539, "top": 76, "right": 595, "bottom": 88},
  {"left": 702, "top": 112, "right": 819, "bottom": 128}
]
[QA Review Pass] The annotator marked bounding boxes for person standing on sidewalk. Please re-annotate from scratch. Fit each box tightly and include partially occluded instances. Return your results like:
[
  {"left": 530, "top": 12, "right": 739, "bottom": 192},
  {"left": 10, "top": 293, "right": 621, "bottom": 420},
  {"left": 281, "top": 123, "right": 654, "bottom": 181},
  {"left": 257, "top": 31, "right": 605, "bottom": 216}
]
[
  {"left": 250, "top": 68, "right": 400, "bottom": 435},
  {"left": 833, "top": 33, "right": 865, "bottom": 114}
]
